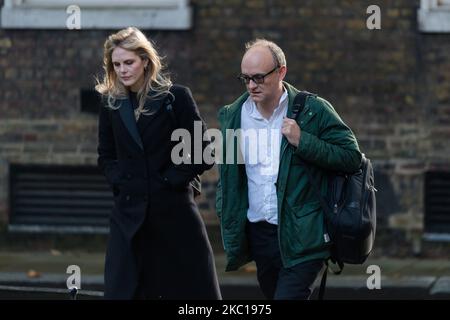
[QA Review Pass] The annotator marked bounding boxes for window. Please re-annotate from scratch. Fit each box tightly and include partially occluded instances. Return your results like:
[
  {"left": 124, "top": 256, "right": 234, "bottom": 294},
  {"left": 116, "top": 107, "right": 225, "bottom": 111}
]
[
  {"left": 1, "top": 0, "right": 192, "bottom": 29},
  {"left": 418, "top": 0, "right": 450, "bottom": 32}
]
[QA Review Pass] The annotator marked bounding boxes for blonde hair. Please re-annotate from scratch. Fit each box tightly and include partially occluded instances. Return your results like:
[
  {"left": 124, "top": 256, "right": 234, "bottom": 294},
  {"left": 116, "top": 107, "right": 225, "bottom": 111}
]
[
  {"left": 245, "top": 39, "right": 286, "bottom": 68},
  {"left": 95, "top": 27, "right": 172, "bottom": 117}
]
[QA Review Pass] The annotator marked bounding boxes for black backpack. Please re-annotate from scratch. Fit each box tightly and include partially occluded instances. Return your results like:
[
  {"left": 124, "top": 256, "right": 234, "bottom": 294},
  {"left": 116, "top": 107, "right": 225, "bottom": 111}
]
[
  {"left": 164, "top": 95, "right": 202, "bottom": 197},
  {"left": 291, "top": 91, "right": 377, "bottom": 299}
]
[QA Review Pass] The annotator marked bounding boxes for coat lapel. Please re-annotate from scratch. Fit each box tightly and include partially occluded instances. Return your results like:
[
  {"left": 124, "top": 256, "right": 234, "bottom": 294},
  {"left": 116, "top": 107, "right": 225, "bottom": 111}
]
[
  {"left": 220, "top": 92, "right": 248, "bottom": 168},
  {"left": 117, "top": 98, "right": 144, "bottom": 150},
  {"left": 136, "top": 93, "right": 167, "bottom": 135}
]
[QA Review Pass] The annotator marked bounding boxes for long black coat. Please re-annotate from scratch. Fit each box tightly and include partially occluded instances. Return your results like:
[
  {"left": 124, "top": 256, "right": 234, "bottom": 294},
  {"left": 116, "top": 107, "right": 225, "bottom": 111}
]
[{"left": 98, "top": 84, "right": 221, "bottom": 299}]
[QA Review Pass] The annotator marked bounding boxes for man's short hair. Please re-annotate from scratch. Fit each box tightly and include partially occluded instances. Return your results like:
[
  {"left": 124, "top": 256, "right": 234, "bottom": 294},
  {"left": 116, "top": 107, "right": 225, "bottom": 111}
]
[{"left": 245, "top": 39, "right": 286, "bottom": 68}]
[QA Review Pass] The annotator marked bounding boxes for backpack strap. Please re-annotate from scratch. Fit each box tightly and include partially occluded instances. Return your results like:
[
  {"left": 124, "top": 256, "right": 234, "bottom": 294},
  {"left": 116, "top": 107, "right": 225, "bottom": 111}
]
[
  {"left": 290, "top": 91, "right": 328, "bottom": 217},
  {"left": 318, "top": 260, "right": 328, "bottom": 300},
  {"left": 301, "top": 163, "right": 345, "bottom": 272},
  {"left": 291, "top": 90, "right": 317, "bottom": 119},
  {"left": 290, "top": 90, "right": 344, "bottom": 300}
]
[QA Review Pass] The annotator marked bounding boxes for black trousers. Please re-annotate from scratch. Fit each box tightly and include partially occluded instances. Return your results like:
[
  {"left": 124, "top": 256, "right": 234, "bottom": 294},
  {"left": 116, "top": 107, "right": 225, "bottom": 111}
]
[{"left": 247, "top": 220, "right": 325, "bottom": 300}]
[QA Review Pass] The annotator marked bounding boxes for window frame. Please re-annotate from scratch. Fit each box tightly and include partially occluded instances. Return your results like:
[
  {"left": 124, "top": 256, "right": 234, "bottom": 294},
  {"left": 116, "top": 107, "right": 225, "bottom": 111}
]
[
  {"left": 0, "top": 0, "right": 192, "bottom": 30},
  {"left": 418, "top": 0, "right": 450, "bottom": 33}
]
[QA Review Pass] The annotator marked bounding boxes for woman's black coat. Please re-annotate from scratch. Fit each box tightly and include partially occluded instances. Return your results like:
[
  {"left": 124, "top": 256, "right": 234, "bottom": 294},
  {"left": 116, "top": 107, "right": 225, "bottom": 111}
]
[{"left": 98, "top": 84, "right": 220, "bottom": 299}]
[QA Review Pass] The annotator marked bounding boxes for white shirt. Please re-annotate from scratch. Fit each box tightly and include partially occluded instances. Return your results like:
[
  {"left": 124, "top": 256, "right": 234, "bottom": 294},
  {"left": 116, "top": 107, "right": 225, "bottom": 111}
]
[{"left": 240, "top": 89, "right": 288, "bottom": 225}]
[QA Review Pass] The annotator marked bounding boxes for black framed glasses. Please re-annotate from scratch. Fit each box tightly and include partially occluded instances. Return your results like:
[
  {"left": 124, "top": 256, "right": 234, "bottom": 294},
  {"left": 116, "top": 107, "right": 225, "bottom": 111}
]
[{"left": 237, "top": 66, "right": 279, "bottom": 85}]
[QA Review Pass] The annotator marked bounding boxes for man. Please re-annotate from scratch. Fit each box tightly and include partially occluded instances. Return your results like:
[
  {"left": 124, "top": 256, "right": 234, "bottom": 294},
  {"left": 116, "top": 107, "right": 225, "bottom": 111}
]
[{"left": 216, "top": 39, "right": 361, "bottom": 300}]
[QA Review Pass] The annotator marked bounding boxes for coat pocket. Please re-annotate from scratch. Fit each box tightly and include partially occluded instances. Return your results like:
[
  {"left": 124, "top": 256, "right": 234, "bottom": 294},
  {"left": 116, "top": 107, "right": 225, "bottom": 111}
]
[
  {"left": 111, "top": 171, "right": 125, "bottom": 197},
  {"left": 284, "top": 200, "right": 326, "bottom": 254}
]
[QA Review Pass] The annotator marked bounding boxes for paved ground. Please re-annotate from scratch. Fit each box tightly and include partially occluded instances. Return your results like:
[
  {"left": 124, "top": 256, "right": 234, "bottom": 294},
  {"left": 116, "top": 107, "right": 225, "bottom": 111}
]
[{"left": 0, "top": 250, "right": 449, "bottom": 299}]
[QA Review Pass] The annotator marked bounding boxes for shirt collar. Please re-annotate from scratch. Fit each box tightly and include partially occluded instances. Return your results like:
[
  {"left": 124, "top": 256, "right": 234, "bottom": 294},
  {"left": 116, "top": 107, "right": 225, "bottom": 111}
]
[{"left": 244, "top": 87, "right": 288, "bottom": 120}]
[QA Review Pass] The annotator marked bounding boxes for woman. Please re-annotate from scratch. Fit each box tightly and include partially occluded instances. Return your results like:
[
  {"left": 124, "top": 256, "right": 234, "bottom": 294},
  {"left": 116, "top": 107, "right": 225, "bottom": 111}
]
[{"left": 96, "top": 27, "right": 221, "bottom": 300}]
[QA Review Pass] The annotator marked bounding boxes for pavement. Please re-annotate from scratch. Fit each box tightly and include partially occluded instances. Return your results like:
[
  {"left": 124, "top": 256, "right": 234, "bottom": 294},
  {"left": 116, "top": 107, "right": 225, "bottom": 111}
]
[{"left": 0, "top": 250, "right": 449, "bottom": 299}]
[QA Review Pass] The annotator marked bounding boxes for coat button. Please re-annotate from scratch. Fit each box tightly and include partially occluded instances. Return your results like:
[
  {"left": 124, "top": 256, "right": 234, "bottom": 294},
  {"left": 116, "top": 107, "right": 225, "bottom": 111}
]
[
  {"left": 126, "top": 173, "right": 132, "bottom": 179},
  {"left": 125, "top": 195, "right": 130, "bottom": 201}
]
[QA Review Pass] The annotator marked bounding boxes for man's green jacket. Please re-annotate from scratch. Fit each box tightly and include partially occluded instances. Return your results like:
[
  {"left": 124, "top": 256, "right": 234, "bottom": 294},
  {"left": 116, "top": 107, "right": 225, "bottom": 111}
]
[{"left": 216, "top": 82, "right": 361, "bottom": 271}]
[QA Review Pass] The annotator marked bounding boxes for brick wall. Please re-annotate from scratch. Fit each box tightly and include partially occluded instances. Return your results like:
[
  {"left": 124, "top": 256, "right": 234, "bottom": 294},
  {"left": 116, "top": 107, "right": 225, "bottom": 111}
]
[{"left": 0, "top": 0, "right": 449, "bottom": 251}]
